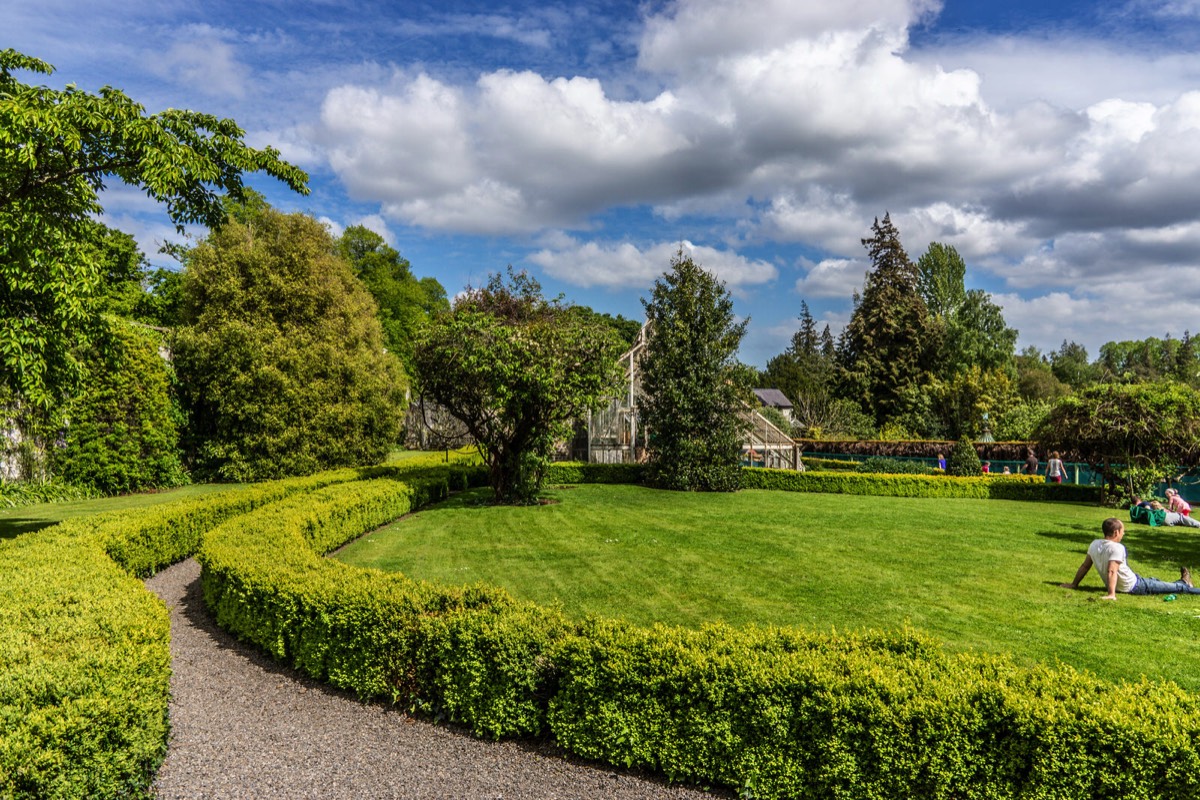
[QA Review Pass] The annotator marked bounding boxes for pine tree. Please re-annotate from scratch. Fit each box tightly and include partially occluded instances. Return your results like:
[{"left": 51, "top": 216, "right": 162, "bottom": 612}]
[{"left": 837, "top": 214, "right": 932, "bottom": 426}]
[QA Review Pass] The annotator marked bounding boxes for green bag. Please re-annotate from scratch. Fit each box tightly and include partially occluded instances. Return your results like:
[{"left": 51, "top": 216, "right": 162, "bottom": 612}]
[{"left": 1130, "top": 504, "right": 1167, "bottom": 526}]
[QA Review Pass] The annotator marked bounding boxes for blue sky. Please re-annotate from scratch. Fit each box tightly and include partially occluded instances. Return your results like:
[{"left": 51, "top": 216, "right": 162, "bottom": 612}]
[{"left": 7, "top": 0, "right": 1200, "bottom": 366}]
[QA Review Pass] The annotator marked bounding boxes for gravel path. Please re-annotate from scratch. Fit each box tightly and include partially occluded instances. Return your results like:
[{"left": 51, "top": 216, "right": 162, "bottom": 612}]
[{"left": 146, "top": 559, "right": 724, "bottom": 800}]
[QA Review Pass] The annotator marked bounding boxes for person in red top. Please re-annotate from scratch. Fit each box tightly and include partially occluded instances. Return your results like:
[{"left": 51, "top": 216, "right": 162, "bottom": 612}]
[{"left": 1166, "top": 488, "right": 1191, "bottom": 516}]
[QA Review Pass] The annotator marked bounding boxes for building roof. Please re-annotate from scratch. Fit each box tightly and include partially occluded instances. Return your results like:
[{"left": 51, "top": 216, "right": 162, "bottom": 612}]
[{"left": 752, "top": 388, "right": 793, "bottom": 409}]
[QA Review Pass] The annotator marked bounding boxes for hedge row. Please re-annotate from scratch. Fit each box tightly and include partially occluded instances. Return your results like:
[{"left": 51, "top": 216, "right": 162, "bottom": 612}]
[
  {"left": 0, "top": 453, "right": 482, "bottom": 800},
  {"left": 741, "top": 467, "right": 1104, "bottom": 503},
  {"left": 545, "top": 462, "right": 1103, "bottom": 503},
  {"left": 196, "top": 467, "right": 1200, "bottom": 799}
]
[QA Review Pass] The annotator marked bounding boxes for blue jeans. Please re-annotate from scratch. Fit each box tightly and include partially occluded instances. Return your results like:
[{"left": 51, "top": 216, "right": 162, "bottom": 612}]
[{"left": 1130, "top": 575, "right": 1200, "bottom": 595}]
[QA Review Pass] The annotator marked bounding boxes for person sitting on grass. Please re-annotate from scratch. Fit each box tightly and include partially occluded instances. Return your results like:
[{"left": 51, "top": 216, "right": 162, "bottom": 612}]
[
  {"left": 1150, "top": 500, "right": 1200, "bottom": 528},
  {"left": 1061, "top": 517, "right": 1200, "bottom": 600},
  {"left": 1166, "top": 488, "right": 1192, "bottom": 516}
]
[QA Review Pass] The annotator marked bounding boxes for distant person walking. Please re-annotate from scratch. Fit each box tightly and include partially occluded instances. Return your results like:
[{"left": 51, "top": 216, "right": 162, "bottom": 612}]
[
  {"left": 1046, "top": 452, "right": 1065, "bottom": 484},
  {"left": 936, "top": 453, "right": 946, "bottom": 470},
  {"left": 1024, "top": 449, "right": 1039, "bottom": 476}
]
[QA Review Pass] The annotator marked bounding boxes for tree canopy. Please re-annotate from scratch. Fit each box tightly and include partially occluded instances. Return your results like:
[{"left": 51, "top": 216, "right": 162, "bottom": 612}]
[
  {"left": 172, "top": 204, "right": 404, "bottom": 481},
  {"left": 640, "top": 251, "right": 748, "bottom": 491},
  {"left": 1035, "top": 382, "right": 1200, "bottom": 500},
  {"left": 335, "top": 225, "right": 448, "bottom": 371},
  {"left": 0, "top": 48, "right": 308, "bottom": 408},
  {"left": 414, "top": 269, "right": 624, "bottom": 504}
]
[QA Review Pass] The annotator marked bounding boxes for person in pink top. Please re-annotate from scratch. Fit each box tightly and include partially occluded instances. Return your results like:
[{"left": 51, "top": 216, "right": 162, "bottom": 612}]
[{"left": 1166, "top": 488, "right": 1191, "bottom": 516}]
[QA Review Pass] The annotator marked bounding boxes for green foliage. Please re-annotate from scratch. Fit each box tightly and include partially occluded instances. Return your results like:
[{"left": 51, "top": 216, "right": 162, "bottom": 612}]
[
  {"left": 640, "top": 251, "right": 748, "bottom": 491},
  {"left": 172, "top": 205, "right": 406, "bottom": 481},
  {"left": 53, "top": 319, "right": 187, "bottom": 494},
  {"left": 1036, "top": 382, "right": 1200, "bottom": 500},
  {"left": 993, "top": 398, "right": 1053, "bottom": 441},
  {"left": 543, "top": 461, "right": 647, "bottom": 485},
  {"left": 336, "top": 225, "right": 448, "bottom": 372},
  {"left": 0, "top": 454, "right": 479, "bottom": 800},
  {"left": 741, "top": 467, "right": 1101, "bottom": 502},
  {"left": 838, "top": 214, "right": 932, "bottom": 427},
  {"left": 414, "top": 269, "right": 624, "bottom": 504},
  {"left": 858, "top": 455, "right": 932, "bottom": 475},
  {"left": 946, "top": 437, "right": 982, "bottom": 476},
  {"left": 0, "top": 479, "right": 100, "bottom": 508},
  {"left": 927, "top": 365, "right": 1018, "bottom": 440},
  {"left": 565, "top": 305, "right": 643, "bottom": 348},
  {"left": 0, "top": 49, "right": 307, "bottom": 409}
]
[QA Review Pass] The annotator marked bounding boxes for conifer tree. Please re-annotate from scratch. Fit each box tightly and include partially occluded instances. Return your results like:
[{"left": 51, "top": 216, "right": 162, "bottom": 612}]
[{"left": 837, "top": 214, "right": 932, "bottom": 426}]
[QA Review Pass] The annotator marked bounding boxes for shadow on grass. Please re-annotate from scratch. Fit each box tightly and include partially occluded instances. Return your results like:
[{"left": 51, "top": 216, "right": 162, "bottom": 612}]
[
  {"left": 1036, "top": 522, "right": 1200, "bottom": 568},
  {"left": 0, "top": 517, "right": 58, "bottom": 540}
]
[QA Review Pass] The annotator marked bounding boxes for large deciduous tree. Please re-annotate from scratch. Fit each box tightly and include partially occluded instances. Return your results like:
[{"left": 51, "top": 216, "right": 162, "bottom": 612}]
[
  {"left": 414, "top": 269, "right": 624, "bottom": 504},
  {"left": 172, "top": 205, "right": 405, "bottom": 481},
  {"left": 640, "top": 251, "right": 749, "bottom": 492},
  {"left": 0, "top": 48, "right": 307, "bottom": 409},
  {"left": 838, "top": 214, "right": 932, "bottom": 427},
  {"left": 1035, "top": 382, "right": 1200, "bottom": 502},
  {"left": 336, "top": 225, "right": 448, "bottom": 371}
]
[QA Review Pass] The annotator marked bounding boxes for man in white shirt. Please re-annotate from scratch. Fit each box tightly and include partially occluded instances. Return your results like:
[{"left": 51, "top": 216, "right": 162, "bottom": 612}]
[{"left": 1060, "top": 518, "right": 1200, "bottom": 600}]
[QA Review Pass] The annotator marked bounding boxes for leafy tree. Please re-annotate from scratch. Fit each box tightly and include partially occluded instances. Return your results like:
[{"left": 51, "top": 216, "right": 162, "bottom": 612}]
[
  {"left": 927, "top": 365, "right": 1018, "bottom": 440},
  {"left": 1015, "top": 346, "right": 1069, "bottom": 402},
  {"left": 1051, "top": 340, "right": 1097, "bottom": 388},
  {"left": 1035, "top": 382, "right": 1200, "bottom": 502},
  {"left": 640, "top": 251, "right": 749, "bottom": 491},
  {"left": 838, "top": 214, "right": 932, "bottom": 426},
  {"left": 336, "top": 226, "right": 448, "bottom": 371},
  {"left": 173, "top": 205, "right": 404, "bottom": 481},
  {"left": 567, "top": 305, "right": 643, "bottom": 349},
  {"left": 0, "top": 49, "right": 307, "bottom": 409},
  {"left": 991, "top": 398, "right": 1052, "bottom": 441},
  {"left": 54, "top": 318, "right": 187, "bottom": 494},
  {"left": 916, "top": 242, "right": 967, "bottom": 319},
  {"left": 414, "top": 269, "right": 624, "bottom": 504},
  {"left": 946, "top": 437, "right": 983, "bottom": 477},
  {"left": 914, "top": 242, "right": 1017, "bottom": 436}
]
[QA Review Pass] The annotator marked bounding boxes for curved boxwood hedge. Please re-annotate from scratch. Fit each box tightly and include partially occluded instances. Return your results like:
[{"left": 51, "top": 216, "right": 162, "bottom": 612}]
[
  {"left": 5, "top": 455, "right": 1189, "bottom": 800},
  {"left": 0, "top": 455, "right": 480, "bottom": 799}
]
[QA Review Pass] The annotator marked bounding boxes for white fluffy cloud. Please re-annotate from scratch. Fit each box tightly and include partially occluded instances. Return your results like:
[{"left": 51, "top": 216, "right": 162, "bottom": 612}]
[{"left": 528, "top": 237, "right": 777, "bottom": 290}]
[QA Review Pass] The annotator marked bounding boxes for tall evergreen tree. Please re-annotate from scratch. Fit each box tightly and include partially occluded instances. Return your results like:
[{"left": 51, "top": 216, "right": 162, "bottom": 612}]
[
  {"left": 640, "top": 251, "right": 748, "bottom": 491},
  {"left": 837, "top": 214, "right": 931, "bottom": 426}
]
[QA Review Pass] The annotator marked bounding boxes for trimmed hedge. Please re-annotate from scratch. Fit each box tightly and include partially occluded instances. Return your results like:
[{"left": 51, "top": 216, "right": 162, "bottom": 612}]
[
  {"left": 196, "top": 473, "right": 1200, "bottom": 799},
  {"left": 0, "top": 453, "right": 482, "bottom": 800},
  {"left": 740, "top": 467, "right": 1103, "bottom": 503},
  {"left": 545, "top": 461, "right": 1102, "bottom": 503}
]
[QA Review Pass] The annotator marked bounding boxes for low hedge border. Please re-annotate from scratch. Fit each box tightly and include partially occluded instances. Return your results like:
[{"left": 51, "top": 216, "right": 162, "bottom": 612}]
[
  {"left": 545, "top": 461, "right": 1103, "bottom": 503},
  {"left": 194, "top": 465, "right": 1200, "bottom": 799},
  {"left": 741, "top": 467, "right": 1104, "bottom": 503},
  {"left": 0, "top": 453, "right": 482, "bottom": 800}
]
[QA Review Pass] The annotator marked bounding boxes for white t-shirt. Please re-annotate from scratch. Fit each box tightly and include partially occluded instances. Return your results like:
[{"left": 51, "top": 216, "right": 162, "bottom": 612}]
[{"left": 1088, "top": 538, "right": 1138, "bottom": 593}]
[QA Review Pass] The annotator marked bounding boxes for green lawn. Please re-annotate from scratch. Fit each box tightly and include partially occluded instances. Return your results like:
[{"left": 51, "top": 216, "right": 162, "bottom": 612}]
[
  {"left": 0, "top": 483, "right": 235, "bottom": 541},
  {"left": 335, "top": 484, "right": 1200, "bottom": 692}
]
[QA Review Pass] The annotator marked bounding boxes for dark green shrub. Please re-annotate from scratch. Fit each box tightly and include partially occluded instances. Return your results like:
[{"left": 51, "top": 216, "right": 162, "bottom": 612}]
[
  {"left": 946, "top": 437, "right": 982, "bottom": 477},
  {"left": 859, "top": 456, "right": 930, "bottom": 475},
  {"left": 54, "top": 319, "right": 187, "bottom": 494},
  {"left": 545, "top": 461, "right": 646, "bottom": 485}
]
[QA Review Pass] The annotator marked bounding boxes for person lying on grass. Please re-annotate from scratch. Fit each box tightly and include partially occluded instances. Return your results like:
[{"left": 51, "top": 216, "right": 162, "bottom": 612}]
[
  {"left": 1061, "top": 517, "right": 1200, "bottom": 600},
  {"left": 1149, "top": 500, "right": 1200, "bottom": 528}
]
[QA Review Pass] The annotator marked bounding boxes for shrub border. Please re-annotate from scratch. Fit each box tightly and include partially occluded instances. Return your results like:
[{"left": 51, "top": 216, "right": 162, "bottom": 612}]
[{"left": 4, "top": 456, "right": 1181, "bottom": 800}]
